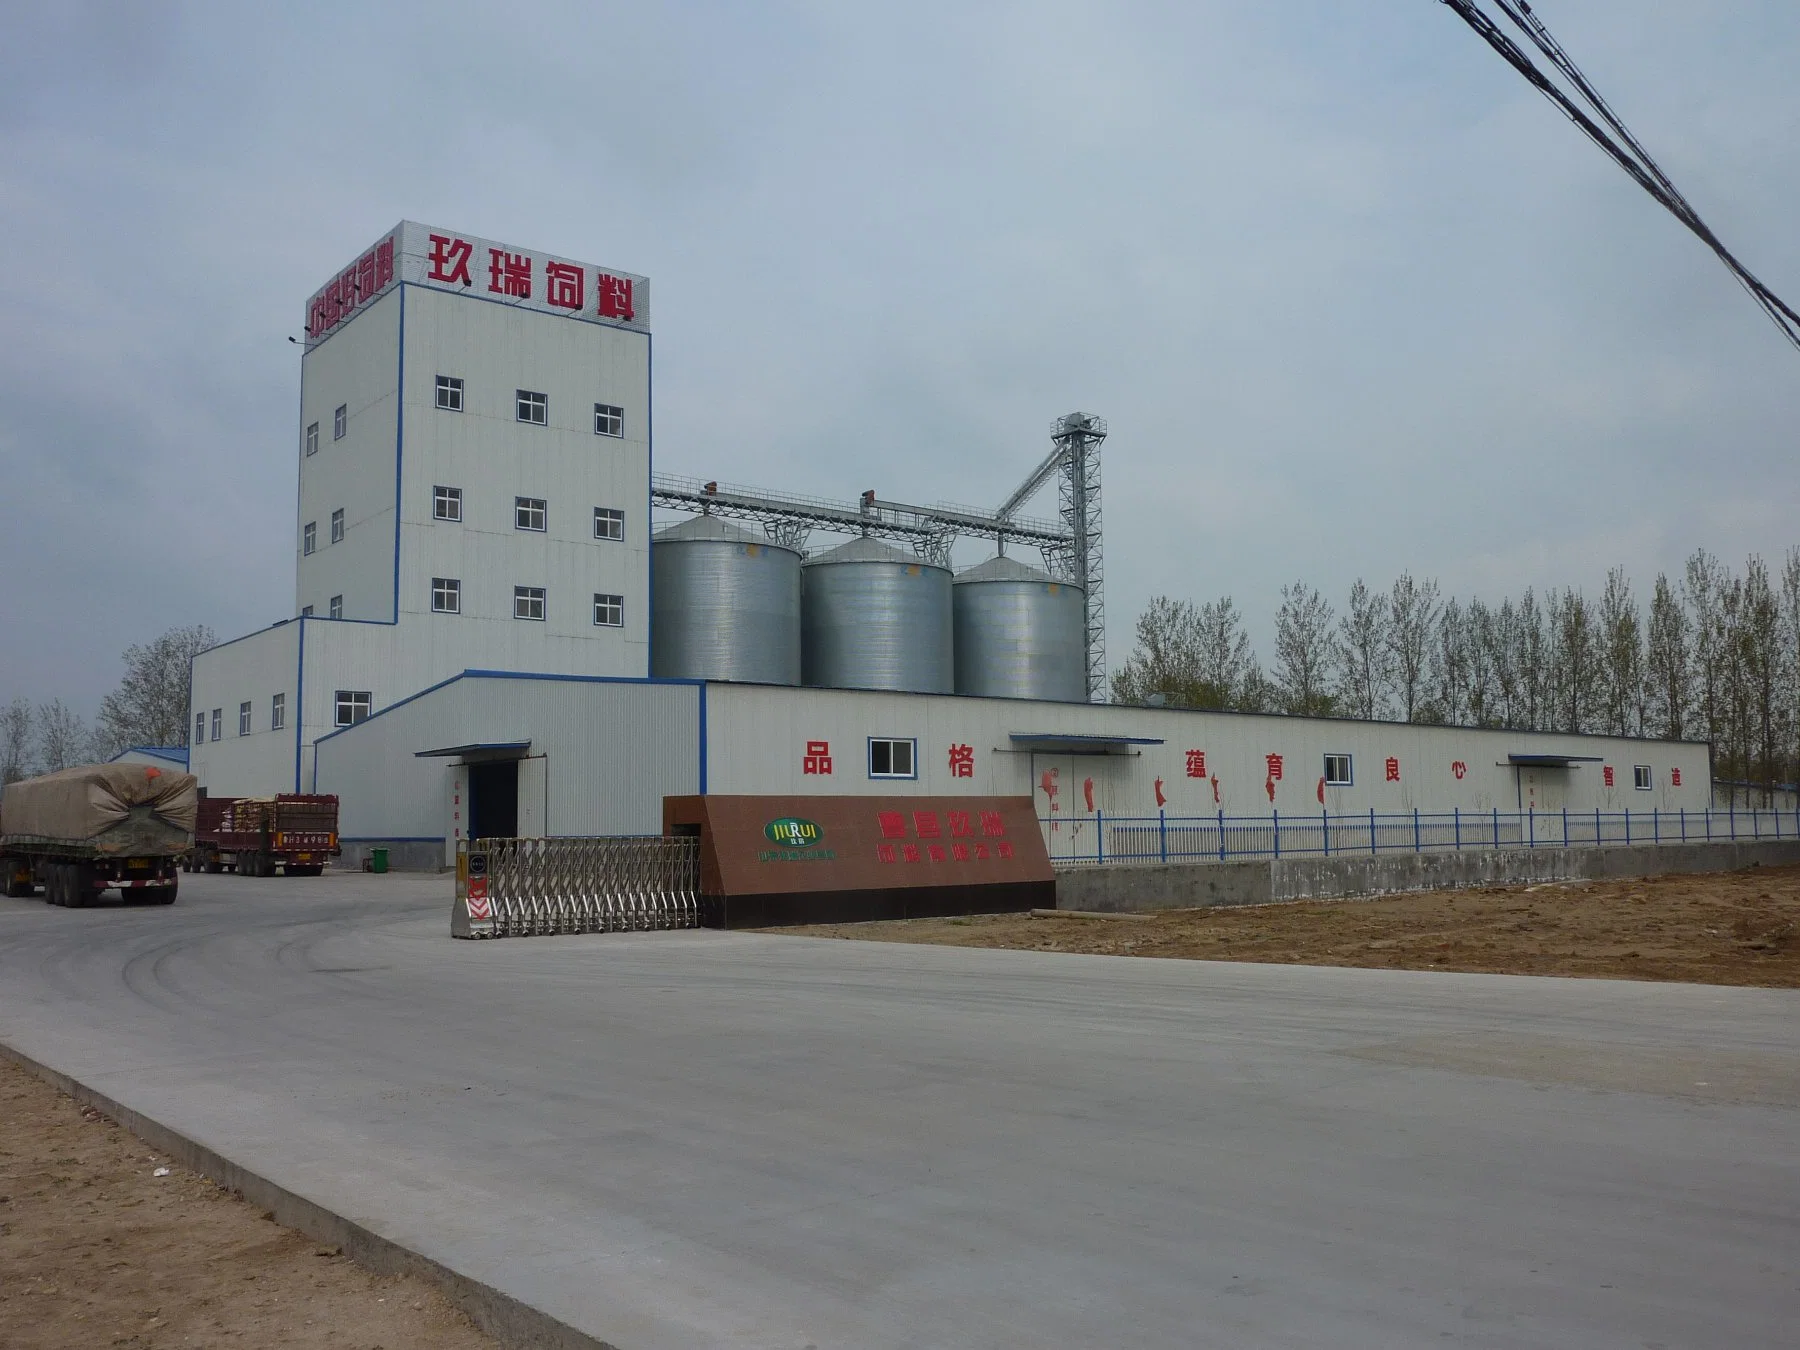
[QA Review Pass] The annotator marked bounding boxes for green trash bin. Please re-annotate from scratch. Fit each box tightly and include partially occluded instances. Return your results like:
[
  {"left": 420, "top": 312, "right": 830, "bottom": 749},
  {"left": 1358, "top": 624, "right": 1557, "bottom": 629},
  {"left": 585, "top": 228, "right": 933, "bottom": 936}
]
[{"left": 370, "top": 847, "right": 389, "bottom": 874}]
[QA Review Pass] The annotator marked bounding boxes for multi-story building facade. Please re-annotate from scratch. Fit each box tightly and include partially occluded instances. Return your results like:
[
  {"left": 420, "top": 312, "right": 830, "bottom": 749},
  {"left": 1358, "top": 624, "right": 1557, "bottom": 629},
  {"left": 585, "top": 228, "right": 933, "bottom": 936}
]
[{"left": 190, "top": 223, "right": 651, "bottom": 795}]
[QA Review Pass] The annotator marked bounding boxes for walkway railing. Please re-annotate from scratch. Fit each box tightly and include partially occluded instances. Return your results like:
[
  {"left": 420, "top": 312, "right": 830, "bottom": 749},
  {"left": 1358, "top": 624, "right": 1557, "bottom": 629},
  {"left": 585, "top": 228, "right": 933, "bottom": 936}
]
[{"left": 1041, "top": 805, "right": 1800, "bottom": 867}]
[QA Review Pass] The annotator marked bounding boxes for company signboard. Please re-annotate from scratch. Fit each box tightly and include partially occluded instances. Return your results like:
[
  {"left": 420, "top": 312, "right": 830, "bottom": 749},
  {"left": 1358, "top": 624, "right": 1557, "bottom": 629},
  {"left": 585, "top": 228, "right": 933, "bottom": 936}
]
[
  {"left": 663, "top": 794, "right": 1054, "bottom": 927},
  {"left": 304, "top": 220, "right": 651, "bottom": 348}
]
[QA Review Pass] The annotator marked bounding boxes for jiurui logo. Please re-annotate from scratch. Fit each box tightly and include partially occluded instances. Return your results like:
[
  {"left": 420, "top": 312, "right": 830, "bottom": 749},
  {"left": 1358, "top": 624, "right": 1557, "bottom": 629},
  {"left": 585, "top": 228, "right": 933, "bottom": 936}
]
[{"left": 763, "top": 817, "right": 823, "bottom": 848}]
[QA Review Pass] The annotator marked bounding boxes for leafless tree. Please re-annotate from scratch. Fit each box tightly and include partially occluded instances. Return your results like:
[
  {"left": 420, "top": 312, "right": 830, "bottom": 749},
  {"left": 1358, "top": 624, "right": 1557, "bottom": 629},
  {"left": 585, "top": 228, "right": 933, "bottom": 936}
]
[
  {"left": 0, "top": 699, "right": 33, "bottom": 783},
  {"left": 97, "top": 624, "right": 216, "bottom": 754},
  {"left": 1273, "top": 582, "right": 1338, "bottom": 716},
  {"left": 1335, "top": 579, "right": 1390, "bottom": 721},
  {"left": 1516, "top": 588, "right": 1551, "bottom": 731},
  {"left": 1596, "top": 567, "right": 1643, "bottom": 737},
  {"left": 1461, "top": 599, "right": 1500, "bottom": 726},
  {"left": 1740, "top": 555, "right": 1782, "bottom": 796},
  {"left": 1386, "top": 573, "right": 1440, "bottom": 723},
  {"left": 1644, "top": 572, "right": 1690, "bottom": 741},
  {"left": 1784, "top": 548, "right": 1800, "bottom": 785},
  {"left": 1194, "top": 597, "right": 1260, "bottom": 711},
  {"left": 1685, "top": 549, "right": 1728, "bottom": 758},
  {"left": 36, "top": 700, "right": 90, "bottom": 774},
  {"left": 1547, "top": 589, "right": 1598, "bottom": 733},
  {"left": 1427, "top": 598, "right": 1469, "bottom": 725}
]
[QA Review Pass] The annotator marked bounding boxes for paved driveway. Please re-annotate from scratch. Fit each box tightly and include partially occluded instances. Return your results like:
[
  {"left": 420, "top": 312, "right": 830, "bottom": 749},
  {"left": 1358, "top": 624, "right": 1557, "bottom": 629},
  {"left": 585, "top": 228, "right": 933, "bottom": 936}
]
[{"left": 1, "top": 873, "right": 1796, "bottom": 1348}]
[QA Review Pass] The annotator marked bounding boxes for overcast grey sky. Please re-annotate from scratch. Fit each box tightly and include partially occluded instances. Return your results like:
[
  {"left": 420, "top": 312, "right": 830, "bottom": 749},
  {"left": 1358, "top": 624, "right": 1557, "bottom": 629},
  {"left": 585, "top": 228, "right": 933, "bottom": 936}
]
[{"left": 3, "top": 1, "right": 1797, "bottom": 716}]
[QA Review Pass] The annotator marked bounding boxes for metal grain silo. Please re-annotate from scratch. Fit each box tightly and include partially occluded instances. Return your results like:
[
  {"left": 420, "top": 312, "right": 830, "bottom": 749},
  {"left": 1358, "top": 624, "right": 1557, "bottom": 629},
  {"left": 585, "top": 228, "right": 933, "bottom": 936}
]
[
  {"left": 801, "top": 537, "right": 953, "bottom": 693},
  {"left": 652, "top": 516, "right": 801, "bottom": 684},
  {"left": 952, "top": 555, "right": 1086, "bottom": 702}
]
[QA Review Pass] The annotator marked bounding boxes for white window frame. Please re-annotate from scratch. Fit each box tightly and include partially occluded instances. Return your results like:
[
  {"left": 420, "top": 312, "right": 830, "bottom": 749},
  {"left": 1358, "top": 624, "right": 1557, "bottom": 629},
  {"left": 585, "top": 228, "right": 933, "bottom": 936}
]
[
  {"left": 210, "top": 708, "right": 222, "bottom": 741},
  {"left": 334, "top": 690, "right": 372, "bottom": 728},
  {"left": 1633, "top": 765, "right": 1653, "bottom": 791},
  {"left": 432, "top": 577, "right": 461, "bottom": 614},
  {"left": 305, "top": 421, "right": 318, "bottom": 457},
  {"left": 302, "top": 522, "right": 316, "bottom": 555},
  {"left": 433, "top": 485, "right": 463, "bottom": 522},
  {"left": 271, "top": 692, "right": 285, "bottom": 732},
  {"left": 1324, "top": 753, "right": 1353, "bottom": 787},
  {"left": 195, "top": 712, "right": 205, "bottom": 744},
  {"left": 329, "top": 594, "right": 343, "bottom": 620},
  {"left": 435, "top": 374, "right": 464, "bottom": 412},
  {"left": 300, "top": 604, "right": 313, "bottom": 617},
  {"left": 330, "top": 508, "right": 345, "bottom": 544},
  {"left": 868, "top": 737, "right": 917, "bottom": 780},
  {"left": 593, "top": 507, "right": 624, "bottom": 541},
  {"left": 514, "top": 586, "right": 546, "bottom": 621},
  {"left": 238, "top": 701, "right": 252, "bottom": 736},
  {"left": 514, "top": 497, "right": 547, "bottom": 532},
  {"left": 594, "top": 403, "right": 624, "bottom": 437},
  {"left": 333, "top": 404, "right": 347, "bottom": 439},
  {"left": 516, "top": 390, "right": 547, "bottom": 425},
  {"left": 592, "top": 592, "right": 624, "bottom": 627}
]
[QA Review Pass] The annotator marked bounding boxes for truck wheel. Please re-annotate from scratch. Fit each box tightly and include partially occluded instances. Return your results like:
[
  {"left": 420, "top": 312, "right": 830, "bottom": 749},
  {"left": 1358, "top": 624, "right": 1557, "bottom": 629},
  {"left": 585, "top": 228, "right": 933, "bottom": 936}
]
[
  {"left": 146, "top": 879, "right": 178, "bottom": 905},
  {"left": 3, "top": 860, "right": 32, "bottom": 898},
  {"left": 69, "top": 863, "right": 98, "bottom": 908},
  {"left": 45, "top": 863, "right": 67, "bottom": 906}
]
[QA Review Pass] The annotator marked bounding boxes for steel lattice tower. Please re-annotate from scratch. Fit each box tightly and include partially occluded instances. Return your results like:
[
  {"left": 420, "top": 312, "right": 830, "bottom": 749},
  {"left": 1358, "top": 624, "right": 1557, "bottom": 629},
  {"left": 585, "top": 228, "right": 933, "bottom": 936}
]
[{"left": 1051, "top": 412, "right": 1106, "bottom": 699}]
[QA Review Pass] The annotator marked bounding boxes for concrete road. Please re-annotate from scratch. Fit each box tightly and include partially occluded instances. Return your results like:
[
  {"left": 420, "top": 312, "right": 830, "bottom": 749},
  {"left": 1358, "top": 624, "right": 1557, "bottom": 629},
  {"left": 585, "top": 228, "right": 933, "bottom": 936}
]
[{"left": 1, "top": 873, "right": 1796, "bottom": 1349}]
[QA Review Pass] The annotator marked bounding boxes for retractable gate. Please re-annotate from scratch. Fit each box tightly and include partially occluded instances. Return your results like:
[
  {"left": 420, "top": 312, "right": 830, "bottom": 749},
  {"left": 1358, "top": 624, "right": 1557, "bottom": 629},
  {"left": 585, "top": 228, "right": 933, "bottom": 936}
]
[{"left": 452, "top": 836, "right": 701, "bottom": 938}]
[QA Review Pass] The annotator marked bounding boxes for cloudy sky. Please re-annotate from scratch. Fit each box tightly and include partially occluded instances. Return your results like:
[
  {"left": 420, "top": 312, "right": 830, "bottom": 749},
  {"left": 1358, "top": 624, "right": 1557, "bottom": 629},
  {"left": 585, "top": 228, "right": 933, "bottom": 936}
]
[{"left": 3, "top": 1, "right": 1797, "bottom": 716}]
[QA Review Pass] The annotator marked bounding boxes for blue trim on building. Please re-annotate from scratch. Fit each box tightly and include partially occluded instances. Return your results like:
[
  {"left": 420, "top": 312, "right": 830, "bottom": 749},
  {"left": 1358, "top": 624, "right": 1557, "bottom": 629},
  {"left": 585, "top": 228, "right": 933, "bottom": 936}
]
[
  {"left": 645, "top": 330, "right": 654, "bottom": 677},
  {"left": 294, "top": 616, "right": 307, "bottom": 791},
  {"left": 697, "top": 680, "right": 708, "bottom": 794},
  {"left": 392, "top": 285, "right": 406, "bottom": 622}
]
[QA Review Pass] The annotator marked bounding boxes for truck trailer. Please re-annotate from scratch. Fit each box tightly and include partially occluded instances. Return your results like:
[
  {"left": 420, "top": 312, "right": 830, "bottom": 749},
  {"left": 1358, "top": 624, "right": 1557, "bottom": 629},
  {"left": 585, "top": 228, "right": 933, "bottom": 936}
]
[
  {"left": 0, "top": 762, "right": 196, "bottom": 906},
  {"left": 189, "top": 794, "right": 339, "bottom": 876}
]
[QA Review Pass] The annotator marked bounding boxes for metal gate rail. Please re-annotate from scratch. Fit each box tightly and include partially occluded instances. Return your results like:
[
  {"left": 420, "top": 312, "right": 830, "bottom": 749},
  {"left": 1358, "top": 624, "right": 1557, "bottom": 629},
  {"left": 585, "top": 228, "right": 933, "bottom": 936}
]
[{"left": 453, "top": 836, "right": 700, "bottom": 938}]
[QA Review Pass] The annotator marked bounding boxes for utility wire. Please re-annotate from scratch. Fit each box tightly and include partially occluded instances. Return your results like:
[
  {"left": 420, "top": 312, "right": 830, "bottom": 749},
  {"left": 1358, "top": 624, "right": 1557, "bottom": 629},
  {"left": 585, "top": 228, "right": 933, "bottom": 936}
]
[{"left": 1439, "top": 0, "right": 1800, "bottom": 353}]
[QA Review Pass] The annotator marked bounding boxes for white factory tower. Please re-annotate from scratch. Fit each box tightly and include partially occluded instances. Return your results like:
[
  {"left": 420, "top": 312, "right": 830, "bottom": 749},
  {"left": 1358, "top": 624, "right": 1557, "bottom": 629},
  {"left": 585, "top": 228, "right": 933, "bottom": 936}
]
[{"left": 189, "top": 222, "right": 652, "bottom": 796}]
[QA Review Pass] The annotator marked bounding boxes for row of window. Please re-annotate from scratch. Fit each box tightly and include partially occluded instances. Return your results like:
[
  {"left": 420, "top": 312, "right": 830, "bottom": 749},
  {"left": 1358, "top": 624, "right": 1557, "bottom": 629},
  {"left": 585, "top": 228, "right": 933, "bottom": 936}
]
[
  {"left": 194, "top": 690, "right": 373, "bottom": 743},
  {"left": 302, "top": 508, "right": 347, "bottom": 555},
  {"left": 195, "top": 694, "right": 287, "bottom": 744},
  {"left": 426, "top": 580, "right": 623, "bottom": 626},
  {"left": 302, "top": 385, "right": 626, "bottom": 458},
  {"left": 435, "top": 375, "right": 625, "bottom": 436},
  {"left": 429, "top": 487, "right": 625, "bottom": 540}
]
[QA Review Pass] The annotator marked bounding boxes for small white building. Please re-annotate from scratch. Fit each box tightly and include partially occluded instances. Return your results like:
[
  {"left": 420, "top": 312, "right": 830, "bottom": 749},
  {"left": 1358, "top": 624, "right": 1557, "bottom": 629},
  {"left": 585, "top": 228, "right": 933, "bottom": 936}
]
[{"left": 192, "top": 220, "right": 1718, "bottom": 868}]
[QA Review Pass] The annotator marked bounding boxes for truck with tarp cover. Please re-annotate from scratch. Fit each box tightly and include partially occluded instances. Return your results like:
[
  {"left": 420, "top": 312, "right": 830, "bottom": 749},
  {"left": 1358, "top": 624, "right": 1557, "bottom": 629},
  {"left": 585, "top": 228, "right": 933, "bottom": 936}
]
[
  {"left": 0, "top": 762, "right": 196, "bottom": 906},
  {"left": 188, "top": 794, "right": 339, "bottom": 876}
]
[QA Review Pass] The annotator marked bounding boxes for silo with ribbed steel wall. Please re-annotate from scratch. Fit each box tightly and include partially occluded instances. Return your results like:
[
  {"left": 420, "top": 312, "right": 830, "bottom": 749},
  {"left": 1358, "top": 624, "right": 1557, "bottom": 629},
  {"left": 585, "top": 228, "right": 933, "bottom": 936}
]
[
  {"left": 800, "top": 537, "right": 953, "bottom": 693},
  {"left": 651, "top": 516, "right": 801, "bottom": 684},
  {"left": 951, "top": 555, "right": 1086, "bottom": 701}
]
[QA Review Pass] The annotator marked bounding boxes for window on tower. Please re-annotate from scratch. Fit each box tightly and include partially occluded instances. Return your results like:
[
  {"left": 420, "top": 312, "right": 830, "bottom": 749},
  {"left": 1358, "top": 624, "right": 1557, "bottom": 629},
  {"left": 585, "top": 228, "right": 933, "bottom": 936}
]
[
  {"left": 305, "top": 422, "right": 318, "bottom": 457},
  {"left": 431, "top": 578, "right": 461, "bottom": 614},
  {"left": 516, "top": 390, "right": 547, "bottom": 425},
  {"left": 433, "top": 485, "right": 463, "bottom": 521},
  {"left": 514, "top": 497, "right": 546, "bottom": 532},
  {"left": 592, "top": 508, "right": 624, "bottom": 541},
  {"left": 592, "top": 593, "right": 624, "bottom": 627},
  {"left": 435, "top": 375, "right": 464, "bottom": 411},
  {"left": 333, "top": 404, "right": 347, "bottom": 439},
  {"left": 513, "top": 586, "right": 546, "bottom": 621},
  {"left": 302, "top": 522, "right": 316, "bottom": 555},
  {"left": 594, "top": 403, "right": 624, "bottom": 437},
  {"left": 330, "top": 508, "right": 345, "bottom": 544}
]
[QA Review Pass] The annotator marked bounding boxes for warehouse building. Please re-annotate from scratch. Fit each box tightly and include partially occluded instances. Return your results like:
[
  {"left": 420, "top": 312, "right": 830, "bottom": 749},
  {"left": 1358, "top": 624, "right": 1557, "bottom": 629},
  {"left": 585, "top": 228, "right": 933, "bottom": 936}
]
[{"left": 191, "top": 222, "right": 1714, "bottom": 867}]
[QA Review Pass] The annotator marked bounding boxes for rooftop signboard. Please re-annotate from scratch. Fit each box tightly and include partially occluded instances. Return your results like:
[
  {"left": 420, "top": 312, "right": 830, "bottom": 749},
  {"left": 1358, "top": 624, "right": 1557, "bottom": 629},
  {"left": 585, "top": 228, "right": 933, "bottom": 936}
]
[{"left": 303, "top": 220, "right": 650, "bottom": 348}]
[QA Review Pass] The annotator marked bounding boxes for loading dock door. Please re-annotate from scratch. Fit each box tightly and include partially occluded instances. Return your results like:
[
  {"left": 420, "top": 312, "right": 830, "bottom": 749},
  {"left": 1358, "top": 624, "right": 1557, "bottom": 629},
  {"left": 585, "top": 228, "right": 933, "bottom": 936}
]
[{"left": 469, "top": 761, "right": 519, "bottom": 840}]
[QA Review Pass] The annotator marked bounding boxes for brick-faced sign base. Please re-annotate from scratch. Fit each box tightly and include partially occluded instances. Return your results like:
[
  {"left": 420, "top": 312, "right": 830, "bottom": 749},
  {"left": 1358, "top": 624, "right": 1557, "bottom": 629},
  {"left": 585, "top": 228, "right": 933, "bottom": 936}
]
[{"left": 662, "top": 795, "right": 1054, "bottom": 929}]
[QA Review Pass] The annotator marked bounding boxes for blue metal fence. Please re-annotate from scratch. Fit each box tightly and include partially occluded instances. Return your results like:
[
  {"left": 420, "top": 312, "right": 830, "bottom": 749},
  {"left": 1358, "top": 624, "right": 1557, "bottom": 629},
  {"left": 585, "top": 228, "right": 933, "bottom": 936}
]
[{"left": 1040, "top": 804, "right": 1800, "bottom": 866}]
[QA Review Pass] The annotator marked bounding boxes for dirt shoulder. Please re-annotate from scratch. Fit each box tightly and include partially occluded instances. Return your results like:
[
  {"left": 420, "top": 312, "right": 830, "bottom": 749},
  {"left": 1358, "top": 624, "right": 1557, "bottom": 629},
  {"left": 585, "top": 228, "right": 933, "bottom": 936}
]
[
  {"left": 776, "top": 864, "right": 1800, "bottom": 987},
  {"left": 0, "top": 1054, "right": 497, "bottom": 1350}
]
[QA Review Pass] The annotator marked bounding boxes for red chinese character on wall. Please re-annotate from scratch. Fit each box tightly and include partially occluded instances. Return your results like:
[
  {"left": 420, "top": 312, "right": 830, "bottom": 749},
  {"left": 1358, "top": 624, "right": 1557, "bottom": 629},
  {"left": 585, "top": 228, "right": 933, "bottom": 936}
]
[
  {"left": 946, "top": 810, "right": 972, "bottom": 837},
  {"left": 489, "top": 249, "right": 532, "bottom": 298},
  {"left": 545, "top": 261, "right": 584, "bottom": 310},
  {"left": 877, "top": 811, "right": 906, "bottom": 840},
  {"left": 1385, "top": 757, "right": 1400, "bottom": 783},
  {"left": 597, "top": 273, "right": 635, "bottom": 320},
  {"left": 973, "top": 842, "right": 990, "bottom": 860},
  {"left": 913, "top": 811, "right": 941, "bottom": 839},
  {"left": 375, "top": 235, "right": 395, "bottom": 289},
  {"left": 902, "top": 844, "right": 920, "bottom": 863},
  {"left": 997, "top": 842, "right": 1014, "bottom": 860},
  {"left": 1671, "top": 767, "right": 1683, "bottom": 787},
  {"left": 1451, "top": 760, "right": 1467, "bottom": 780},
  {"left": 428, "top": 234, "right": 473, "bottom": 285},
  {"left": 1265, "top": 753, "right": 1284, "bottom": 782},
  {"left": 877, "top": 843, "right": 896, "bottom": 864},
  {"left": 951, "top": 843, "right": 969, "bottom": 862},
  {"left": 1185, "top": 750, "right": 1206, "bottom": 779},
  {"left": 947, "top": 743, "right": 974, "bottom": 778},
  {"left": 1603, "top": 765, "right": 1615, "bottom": 788},
  {"left": 803, "top": 740, "right": 832, "bottom": 775},
  {"left": 980, "top": 810, "right": 1005, "bottom": 837},
  {"left": 356, "top": 250, "right": 377, "bottom": 307},
  {"left": 927, "top": 844, "right": 946, "bottom": 863}
]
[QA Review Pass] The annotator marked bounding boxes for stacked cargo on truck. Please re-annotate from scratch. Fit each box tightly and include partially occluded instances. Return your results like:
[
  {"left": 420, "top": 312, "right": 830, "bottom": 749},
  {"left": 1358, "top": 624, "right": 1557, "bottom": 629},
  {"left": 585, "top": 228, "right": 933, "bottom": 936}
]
[
  {"left": 189, "top": 794, "right": 339, "bottom": 876},
  {"left": 0, "top": 763, "right": 196, "bottom": 906}
]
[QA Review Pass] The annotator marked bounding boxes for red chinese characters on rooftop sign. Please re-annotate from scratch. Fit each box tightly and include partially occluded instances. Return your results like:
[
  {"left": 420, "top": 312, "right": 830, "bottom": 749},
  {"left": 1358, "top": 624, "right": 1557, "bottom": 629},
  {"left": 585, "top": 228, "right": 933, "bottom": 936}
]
[
  {"left": 488, "top": 249, "right": 532, "bottom": 298},
  {"left": 306, "top": 234, "right": 396, "bottom": 339},
  {"left": 545, "top": 260, "right": 584, "bottom": 310},
  {"left": 597, "top": 272, "right": 635, "bottom": 320}
]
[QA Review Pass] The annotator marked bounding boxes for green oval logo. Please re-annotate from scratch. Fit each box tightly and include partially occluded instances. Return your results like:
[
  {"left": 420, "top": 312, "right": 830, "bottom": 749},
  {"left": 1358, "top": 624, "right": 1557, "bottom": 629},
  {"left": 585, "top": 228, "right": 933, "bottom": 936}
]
[{"left": 764, "top": 817, "right": 823, "bottom": 848}]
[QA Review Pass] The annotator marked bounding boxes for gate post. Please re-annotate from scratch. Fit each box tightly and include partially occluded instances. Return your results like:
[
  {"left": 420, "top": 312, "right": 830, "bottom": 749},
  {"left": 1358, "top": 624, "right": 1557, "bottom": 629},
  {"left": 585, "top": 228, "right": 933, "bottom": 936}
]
[
  {"left": 1159, "top": 809, "right": 1167, "bottom": 863},
  {"left": 1272, "top": 809, "right": 1281, "bottom": 860}
]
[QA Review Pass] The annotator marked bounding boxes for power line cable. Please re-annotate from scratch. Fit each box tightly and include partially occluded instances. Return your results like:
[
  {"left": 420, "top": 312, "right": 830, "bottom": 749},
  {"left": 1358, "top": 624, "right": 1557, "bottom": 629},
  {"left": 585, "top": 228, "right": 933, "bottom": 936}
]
[{"left": 1439, "top": 0, "right": 1800, "bottom": 352}]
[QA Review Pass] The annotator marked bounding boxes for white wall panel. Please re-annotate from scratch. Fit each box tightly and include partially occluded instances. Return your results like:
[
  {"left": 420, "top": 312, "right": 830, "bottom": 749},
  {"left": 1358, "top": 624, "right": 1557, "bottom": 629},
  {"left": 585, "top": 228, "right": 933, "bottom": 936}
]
[{"left": 188, "top": 623, "right": 301, "bottom": 797}]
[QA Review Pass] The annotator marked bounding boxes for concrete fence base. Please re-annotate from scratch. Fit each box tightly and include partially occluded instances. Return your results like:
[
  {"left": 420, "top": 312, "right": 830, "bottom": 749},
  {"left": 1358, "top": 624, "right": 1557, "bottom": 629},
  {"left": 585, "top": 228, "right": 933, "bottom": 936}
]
[{"left": 1054, "top": 840, "right": 1800, "bottom": 913}]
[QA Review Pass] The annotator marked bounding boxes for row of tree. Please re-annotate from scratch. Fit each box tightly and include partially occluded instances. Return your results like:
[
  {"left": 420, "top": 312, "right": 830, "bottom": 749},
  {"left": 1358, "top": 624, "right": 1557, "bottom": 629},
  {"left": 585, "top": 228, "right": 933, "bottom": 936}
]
[
  {"left": 1110, "top": 549, "right": 1800, "bottom": 789},
  {"left": 1, "top": 627, "right": 214, "bottom": 784}
]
